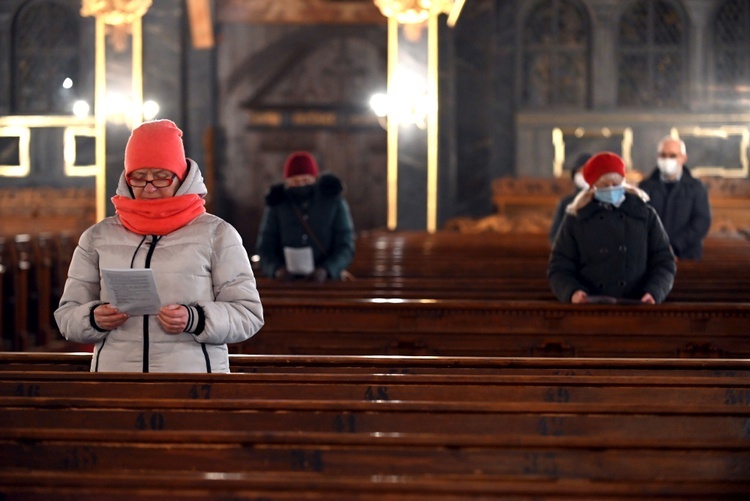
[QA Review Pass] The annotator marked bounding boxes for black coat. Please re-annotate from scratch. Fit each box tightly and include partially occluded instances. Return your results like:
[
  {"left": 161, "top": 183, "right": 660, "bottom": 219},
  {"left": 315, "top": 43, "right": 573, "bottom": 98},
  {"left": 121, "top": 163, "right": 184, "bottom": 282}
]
[
  {"left": 638, "top": 166, "right": 711, "bottom": 260},
  {"left": 548, "top": 193, "right": 676, "bottom": 303}
]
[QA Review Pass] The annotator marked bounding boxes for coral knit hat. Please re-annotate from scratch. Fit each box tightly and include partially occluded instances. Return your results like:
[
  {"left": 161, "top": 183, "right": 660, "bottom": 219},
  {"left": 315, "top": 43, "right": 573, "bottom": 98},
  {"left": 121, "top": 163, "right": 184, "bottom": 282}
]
[
  {"left": 582, "top": 152, "right": 626, "bottom": 186},
  {"left": 283, "top": 151, "right": 319, "bottom": 178},
  {"left": 124, "top": 119, "right": 188, "bottom": 180}
]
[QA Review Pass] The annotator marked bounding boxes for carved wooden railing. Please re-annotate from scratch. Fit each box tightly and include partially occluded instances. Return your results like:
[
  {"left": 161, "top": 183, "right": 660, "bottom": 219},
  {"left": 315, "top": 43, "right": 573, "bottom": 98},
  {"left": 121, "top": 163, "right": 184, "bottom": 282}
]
[{"left": 446, "top": 176, "right": 750, "bottom": 235}]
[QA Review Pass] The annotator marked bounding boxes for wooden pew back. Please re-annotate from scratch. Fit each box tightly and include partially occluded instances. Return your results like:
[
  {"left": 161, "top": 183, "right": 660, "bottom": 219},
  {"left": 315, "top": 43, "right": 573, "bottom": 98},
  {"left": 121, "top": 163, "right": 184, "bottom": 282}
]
[{"left": 2, "top": 355, "right": 750, "bottom": 499}]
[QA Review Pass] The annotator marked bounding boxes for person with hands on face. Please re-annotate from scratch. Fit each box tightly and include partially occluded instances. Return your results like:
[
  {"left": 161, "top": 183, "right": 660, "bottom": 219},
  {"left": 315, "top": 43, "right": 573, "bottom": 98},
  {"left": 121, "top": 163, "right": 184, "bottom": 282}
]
[
  {"left": 255, "top": 151, "right": 355, "bottom": 282},
  {"left": 547, "top": 152, "right": 676, "bottom": 305},
  {"left": 55, "top": 119, "right": 264, "bottom": 373}
]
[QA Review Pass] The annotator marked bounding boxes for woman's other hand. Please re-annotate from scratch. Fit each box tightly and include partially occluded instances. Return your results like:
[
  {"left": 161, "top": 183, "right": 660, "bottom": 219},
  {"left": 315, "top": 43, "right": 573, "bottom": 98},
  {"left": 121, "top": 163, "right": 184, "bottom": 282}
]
[
  {"left": 158, "top": 304, "right": 188, "bottom": 334},
  {"left": 93, "top": 304, "right": 128, "bottom": 331}
]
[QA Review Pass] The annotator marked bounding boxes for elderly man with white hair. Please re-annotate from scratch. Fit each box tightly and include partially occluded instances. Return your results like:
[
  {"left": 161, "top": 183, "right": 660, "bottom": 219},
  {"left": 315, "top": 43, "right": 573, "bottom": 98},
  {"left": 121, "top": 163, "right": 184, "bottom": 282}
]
[{"left": 638, "top": 136, "right": 712, "bottom": 261}]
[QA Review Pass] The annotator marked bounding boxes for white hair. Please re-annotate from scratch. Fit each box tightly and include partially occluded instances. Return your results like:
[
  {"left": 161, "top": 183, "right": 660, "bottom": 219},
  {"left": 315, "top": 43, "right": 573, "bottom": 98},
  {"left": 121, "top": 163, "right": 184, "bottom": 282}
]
[{"left": 657, "top": 135, "right": 686, "bottom": 155}]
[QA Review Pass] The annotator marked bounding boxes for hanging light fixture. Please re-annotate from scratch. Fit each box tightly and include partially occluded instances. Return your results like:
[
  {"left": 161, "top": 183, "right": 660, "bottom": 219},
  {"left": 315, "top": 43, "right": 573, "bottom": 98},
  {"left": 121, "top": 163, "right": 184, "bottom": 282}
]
[
  {"left": 80, "top": 0, "right": 152, "bottom": 25},
  {"left": 373, "top": 0, "right": 463, "bottom": 25},
  {"left": 81, "top": 0, "right": 153, "bottom": 51}
]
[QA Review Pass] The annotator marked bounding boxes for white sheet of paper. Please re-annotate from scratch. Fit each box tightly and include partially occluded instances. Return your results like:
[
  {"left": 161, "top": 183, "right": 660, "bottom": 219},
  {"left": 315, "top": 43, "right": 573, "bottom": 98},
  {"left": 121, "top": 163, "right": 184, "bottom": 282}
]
[
  {"left": 283, "top": 246, "right": 315, "bottom": 275},
  {"left": 102, "top": 268, "right": 161, "bottom": 316}
]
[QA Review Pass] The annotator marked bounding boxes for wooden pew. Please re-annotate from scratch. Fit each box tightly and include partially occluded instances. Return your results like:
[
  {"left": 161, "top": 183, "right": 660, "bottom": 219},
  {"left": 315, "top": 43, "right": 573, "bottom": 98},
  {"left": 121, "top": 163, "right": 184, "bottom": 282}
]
[
  {"left": 8, "top": 234, "right": 31, "bottom": 351},
  {"left": 348, "top": 230, "right": 750, "bottom": 270},
  {"left": 3, "top": 411, "right": 749, "bottom": 480},
  {"left": 0, "top": 352, "right": 93, "bottom": 372},
  {"left": 2, "top": 380, "right": 750, "bottom": 497},
  {"left": 6, "top": 352, "right": 750, "bottom": 377},
  {"left": 2, "top": 377, "right": 749, "bottom": 455},
  {"left": 3, "top": 471, "right": 747, "bottom": 500},
  {"left": 30, "top": 233, "right": 55, "bottom": 348},
  {"left": 2, "top": 228, "right": 750, "bottom": 353},
  {"left": 246, "top": 299, "right": 750, "bottom": 358},
  {"left": 0, "top": 237, "right": 6, "bottom": 350},
  {"left": 257, "top": 275, "right": 750, "bottom": 302},
  {"left": 352, "top": 230, "right": 554, "bottom": 260},
  {"left": 0, "top": 231, "right": 85, "bottom": 353},
  {"left": 2, "top": 355, "right": 750, "bottom": 498},
  {"left": 255, "top": 230, "right": 750, "bottom": 302},
  {"left": 4, "top": 370, "right": 750, "bottom": 407}
]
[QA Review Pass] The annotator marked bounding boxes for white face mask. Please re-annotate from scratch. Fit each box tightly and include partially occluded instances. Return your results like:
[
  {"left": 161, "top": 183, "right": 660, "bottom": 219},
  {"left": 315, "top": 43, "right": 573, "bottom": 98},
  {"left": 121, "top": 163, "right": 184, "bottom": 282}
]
[
  {"left": 573, "top": 172, "right": 589, "bottom": 190},
  {"left": 657, "top": 158, "right": 679, "bottom": 176}
]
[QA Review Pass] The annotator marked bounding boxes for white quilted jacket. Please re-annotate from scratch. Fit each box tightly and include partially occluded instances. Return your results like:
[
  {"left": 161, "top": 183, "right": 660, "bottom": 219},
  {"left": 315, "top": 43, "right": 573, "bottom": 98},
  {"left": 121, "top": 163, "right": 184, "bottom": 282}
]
[{"left": 54, "top": 159, "right": 264, "bottom": 372}]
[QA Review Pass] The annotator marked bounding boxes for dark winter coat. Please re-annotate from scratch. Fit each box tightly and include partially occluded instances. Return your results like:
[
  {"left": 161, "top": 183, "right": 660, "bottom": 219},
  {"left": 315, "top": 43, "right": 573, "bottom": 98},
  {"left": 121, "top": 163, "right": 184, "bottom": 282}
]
[
  {"left": 548, "top": 192, "right": 676, "bottom": 303},
  {"left": 638, "top": 166, "right": 711, "bottom": 260},
  {"left": 255, "top": 173, "right": 355, "bottom": 279}
]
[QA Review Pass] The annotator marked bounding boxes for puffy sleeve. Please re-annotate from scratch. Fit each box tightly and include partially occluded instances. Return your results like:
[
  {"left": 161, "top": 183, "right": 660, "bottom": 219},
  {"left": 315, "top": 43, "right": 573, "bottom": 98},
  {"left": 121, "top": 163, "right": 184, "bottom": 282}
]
[
  {"left": 54, "top": 227, "right": 109, "bottom": 343},
  {"left": 547, "top": 214, "right": 588, "bottom": 303},
  {"left": 195, "top": 221, "right": 264, "bottom": 344}
]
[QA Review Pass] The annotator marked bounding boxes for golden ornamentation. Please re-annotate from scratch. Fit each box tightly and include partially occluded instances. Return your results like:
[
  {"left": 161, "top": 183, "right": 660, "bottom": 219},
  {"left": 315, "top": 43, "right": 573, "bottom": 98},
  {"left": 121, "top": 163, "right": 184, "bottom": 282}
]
[
  {"left": 80, "top": 0, "right": 152, "bottom": 25},
  {"left": 373, "top": 0, "right": 455, "bottom": 24},
  {"left": 81, "top": 0, "right": 152, "bottom": 50}
]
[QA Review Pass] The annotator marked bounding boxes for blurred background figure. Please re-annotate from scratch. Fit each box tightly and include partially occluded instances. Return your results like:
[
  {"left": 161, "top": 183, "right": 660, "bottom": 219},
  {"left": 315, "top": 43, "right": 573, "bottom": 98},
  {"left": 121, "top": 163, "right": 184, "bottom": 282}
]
[
  {"left": 638, "top": 136, "right": 711, "bottom": 260},
  {"left": 255, "top": 151, "right": 355, "bottom": 282}
]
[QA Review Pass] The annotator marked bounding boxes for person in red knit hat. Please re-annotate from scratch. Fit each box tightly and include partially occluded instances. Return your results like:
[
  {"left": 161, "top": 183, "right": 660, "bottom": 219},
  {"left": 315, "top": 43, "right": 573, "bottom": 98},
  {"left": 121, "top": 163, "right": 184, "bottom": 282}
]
[
  {"left": 255, "top": 151, "right": 355, "bottom": 282},
  {"left": 55, "top": 119, "right": 264, "bottom": 373},
  {"left": 548, "top": 151, "right": 676, "bottom": 304}
]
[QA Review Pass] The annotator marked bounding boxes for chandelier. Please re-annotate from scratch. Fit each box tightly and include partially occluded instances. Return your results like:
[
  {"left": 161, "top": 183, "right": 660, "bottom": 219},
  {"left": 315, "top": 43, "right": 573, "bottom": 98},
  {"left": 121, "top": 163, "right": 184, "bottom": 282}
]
[
  {"left": 80, "top": 0, "right": 152, "bottom": 26},
  {"left": 373, "top": 0, "right": 456, "bottom": 25},
  {"left": 80, "top": 0, "right": 152, "bottom": 51}
]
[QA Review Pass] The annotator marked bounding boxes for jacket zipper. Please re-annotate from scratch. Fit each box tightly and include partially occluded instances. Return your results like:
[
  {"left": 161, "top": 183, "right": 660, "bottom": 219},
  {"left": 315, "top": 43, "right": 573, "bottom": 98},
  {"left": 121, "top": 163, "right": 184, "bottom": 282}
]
[{"left": 141, "top": 235, "right": 160, "bottom": 373}]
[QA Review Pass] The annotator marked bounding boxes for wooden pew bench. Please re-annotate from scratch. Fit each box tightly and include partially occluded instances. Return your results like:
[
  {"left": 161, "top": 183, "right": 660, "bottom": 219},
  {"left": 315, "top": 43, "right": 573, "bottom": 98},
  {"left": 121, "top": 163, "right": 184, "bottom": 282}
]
[
  {"left": 257, "top": 231, "right": 750, "bottom": 303},
  {"left": 352, "top": 230, "right": 554, "bottom": 259},
  {"left": 2, "top": 383, "right": 750, "bottom": 495},
  {"left": 348, "top": 230, "right": 750, "bottom": 266},
  {"left": 0, "top": 231, "right": 82, "bottom": 353},
  {"left": 3, "top": 370, "right": 750, "bottom": 407},
  {"left": 2, "top": 356, "right": 750, "bottom": 499},
  {"left": 0, "top": 352, "right": 92, "bottom": 372},
  {"left": 257, "top": 275, "right": 750, "bottom": 302},
  {"left": 3, "top": 471, "right": 747, "bottom": 500},
  {"left": 257, "top": 276, "right": 558, "bottom": 301},
  {"left": 2, "top": 228, "right": 750, "bottom": 353},
  {"left": 6, "top": 352, "right": 750, "bottom": 377},
  {"left": 0, "top": 399, "right": 750, "bottom": 474},
  {"left": 247, "top": 299, "right": 750, "bottom": 358}
]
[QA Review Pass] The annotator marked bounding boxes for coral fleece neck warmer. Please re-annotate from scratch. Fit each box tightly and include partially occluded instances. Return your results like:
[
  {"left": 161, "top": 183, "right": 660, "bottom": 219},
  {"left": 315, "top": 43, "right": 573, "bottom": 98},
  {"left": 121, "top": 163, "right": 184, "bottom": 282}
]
[{"left": 111, "top": 194, "right": 206, "bottom": 236}]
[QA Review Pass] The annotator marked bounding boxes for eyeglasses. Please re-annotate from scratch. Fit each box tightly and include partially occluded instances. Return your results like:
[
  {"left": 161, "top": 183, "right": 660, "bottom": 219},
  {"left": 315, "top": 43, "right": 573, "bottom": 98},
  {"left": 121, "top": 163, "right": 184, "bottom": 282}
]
[
  {"left": 127, "top": 173, "right": 176, "bottom": 188},
  {"left": 658, "top": 153, "right": 679, "bottom": 159}
]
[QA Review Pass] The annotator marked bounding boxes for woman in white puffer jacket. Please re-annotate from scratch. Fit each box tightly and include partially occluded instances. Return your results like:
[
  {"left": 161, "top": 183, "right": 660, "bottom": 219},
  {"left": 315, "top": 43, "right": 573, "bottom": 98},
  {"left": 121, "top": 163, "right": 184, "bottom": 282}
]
[{"left": 55, "top": 119, "right": 264, "bottom": 373}]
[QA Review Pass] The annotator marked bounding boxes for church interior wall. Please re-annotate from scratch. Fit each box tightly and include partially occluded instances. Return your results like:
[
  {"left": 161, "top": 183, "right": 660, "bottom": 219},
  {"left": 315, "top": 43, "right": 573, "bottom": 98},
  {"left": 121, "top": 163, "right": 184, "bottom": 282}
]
[{"left": 1, "top": 0, "right": 748, "bottom": 244}]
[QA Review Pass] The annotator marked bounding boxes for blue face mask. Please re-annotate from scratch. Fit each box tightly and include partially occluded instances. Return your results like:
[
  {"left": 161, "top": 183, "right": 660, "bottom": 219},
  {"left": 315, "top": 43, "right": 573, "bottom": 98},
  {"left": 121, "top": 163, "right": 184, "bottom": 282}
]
[{"left": 594, "top": 185, "right": 625, "bottom": 206}]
